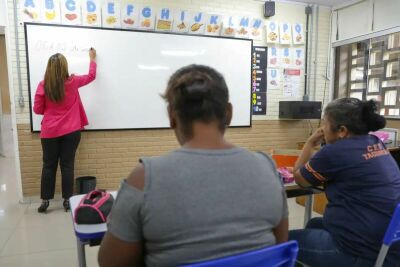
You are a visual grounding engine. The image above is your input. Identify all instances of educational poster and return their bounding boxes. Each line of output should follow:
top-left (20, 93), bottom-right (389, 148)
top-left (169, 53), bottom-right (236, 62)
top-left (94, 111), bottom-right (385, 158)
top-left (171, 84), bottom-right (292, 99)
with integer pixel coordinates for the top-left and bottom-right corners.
top-left (236, 16), bottom-right (250, 39)
top-left (221, 16), bottom-right (237, 37)
top-left (267, 68), bottom-right (281, 90)
top-left (155, 7), bottom-right (173, 31)
top-left (252, 46), bottom-right (267, 115)
top-left (292, 23), bottom-right (304, 44)
top-left (173, 10), bottom-right (190, 33)
top-left (82, 0), bottom-right (101, 27)
top-left (189, 12), bottom-right (205, 34)
top-left (253, 46), bottom-right (267, 70)
top-left (283, 69), bottom-right (300, 97)
top-left (120, 2), bottom-right (139, 29)
top-left (102, 1), bottom-right (121, 28)
top-left (41, 0), bottom-right (61, 24)
top-left (249, 18), bottom-right (264, 41)
top-left (138, 6), bottom-right (155, 30)
top-left (266, 21), bottom-right (279, 44)
top-left (268, 46), bottom-right (279, 68)
top-left (253, 92), bottom-right (267, 115)
top-left (252, 69), bottom-right (267, 93)
top-left (293, 48), bottom-right (305, 68)
top-left (252, 46), bottom-right (267, 93)
top-left (280, 22), bottom-right (292, 44)
top-left (281, 47), bottom-right (292, 68)
top-left (205, 14), bottom-right (222, 36)
top-left (60, 0), bottom-right (81, 25)
top-left (21, 0), bottom-right (41, 22)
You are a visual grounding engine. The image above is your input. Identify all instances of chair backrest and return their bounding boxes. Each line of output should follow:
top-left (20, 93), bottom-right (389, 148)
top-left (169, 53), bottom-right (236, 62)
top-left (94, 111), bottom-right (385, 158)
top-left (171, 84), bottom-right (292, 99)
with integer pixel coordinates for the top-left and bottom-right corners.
top-left (375, 203), bottom-right (400, 267)
top-left (180, 241), bottom-right (299, 267)
top-left (271, 149), bottom-right (301, 168)
top-left (383, 203), bottom-right (400, 246)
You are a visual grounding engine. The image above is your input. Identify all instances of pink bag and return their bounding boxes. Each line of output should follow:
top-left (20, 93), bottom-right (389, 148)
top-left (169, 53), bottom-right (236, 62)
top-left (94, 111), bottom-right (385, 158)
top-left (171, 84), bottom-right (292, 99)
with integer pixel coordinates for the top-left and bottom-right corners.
top-left (277, 167), bottom-right (295, 184)
top-left (74, 190), bottom-right (114, 224)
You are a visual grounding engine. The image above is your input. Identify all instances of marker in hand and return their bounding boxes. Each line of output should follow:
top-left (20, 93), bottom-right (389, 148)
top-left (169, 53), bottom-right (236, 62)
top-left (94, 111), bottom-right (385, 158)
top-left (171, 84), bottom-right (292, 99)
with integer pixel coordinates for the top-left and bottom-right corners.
top-left (89, 47), bottom-right (96, 61)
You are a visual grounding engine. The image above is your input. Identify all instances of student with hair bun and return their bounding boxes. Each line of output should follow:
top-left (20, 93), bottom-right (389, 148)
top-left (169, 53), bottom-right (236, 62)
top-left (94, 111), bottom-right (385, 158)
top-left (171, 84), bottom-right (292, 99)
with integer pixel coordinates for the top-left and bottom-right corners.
top-left (290, 98), bottom-right (400, 267)
top-left (98, 65), bottom-right (289, 267)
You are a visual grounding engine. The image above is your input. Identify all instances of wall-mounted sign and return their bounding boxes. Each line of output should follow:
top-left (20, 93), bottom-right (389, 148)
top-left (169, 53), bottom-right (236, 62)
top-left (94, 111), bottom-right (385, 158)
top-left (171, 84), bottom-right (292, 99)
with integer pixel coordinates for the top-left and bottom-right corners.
top-left (102, 1), bottom-right (121, 28)
top-left (268, 46), bottom-right (280, 68)
top-left (292, 23), bottom-right (304, 44)
top-left (236, 16), bottom-right (250, 39)
top-left (205, 14), bottom-right (222, 36)
top-left (21, 0), bottom-right (41, 22)
top-left (189, 12), bottom-right (205, 34)
top-left (155, 7), bottom-right (173, 31)
top-left (121, 2), bottom-right (139, 29)
top-left (61, 0), bottom-right (81, 25)
top-left (293, 48), bottom-right (305, 68)
top-left (267, 68), bottom-right (281, 90)
top-left (280, 22), bottom-right (292, 44)
top-left (266, 21), bottom-right (279, 44)
top-left (42, 0), bottom-right (61, 24)
top-left (250, 18), bottom-right (264, 41)
top-left (221, 16), bottom-right (237, 37)
top-left (138, 6), bottom-right (155, 30)
top-left (173, 10), bottom-right (189, 33)
top-left (82, 0), bottom-right (101, 27)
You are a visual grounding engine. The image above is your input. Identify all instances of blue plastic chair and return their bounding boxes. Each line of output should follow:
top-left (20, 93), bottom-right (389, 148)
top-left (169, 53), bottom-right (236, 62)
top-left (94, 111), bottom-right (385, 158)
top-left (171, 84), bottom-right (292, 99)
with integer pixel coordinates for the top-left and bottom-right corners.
top-left (180, 240), bottom-right (298, 267)
top-left (375, 203), bottom-right (400, 267)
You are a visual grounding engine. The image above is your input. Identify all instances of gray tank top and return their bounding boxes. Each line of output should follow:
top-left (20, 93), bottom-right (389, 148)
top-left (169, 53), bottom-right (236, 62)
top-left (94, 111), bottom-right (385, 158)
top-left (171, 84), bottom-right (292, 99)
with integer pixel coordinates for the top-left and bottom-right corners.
top-left (107, 147), bottom-right (288, 267)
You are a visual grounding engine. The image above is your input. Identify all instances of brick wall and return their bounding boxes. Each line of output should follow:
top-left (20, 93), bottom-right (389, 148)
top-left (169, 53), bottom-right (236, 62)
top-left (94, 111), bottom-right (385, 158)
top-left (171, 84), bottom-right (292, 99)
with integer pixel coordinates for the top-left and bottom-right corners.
top-left (6, 0), bottom-right (332, 197)
top-left (18, 120), bottom-right (314, 196)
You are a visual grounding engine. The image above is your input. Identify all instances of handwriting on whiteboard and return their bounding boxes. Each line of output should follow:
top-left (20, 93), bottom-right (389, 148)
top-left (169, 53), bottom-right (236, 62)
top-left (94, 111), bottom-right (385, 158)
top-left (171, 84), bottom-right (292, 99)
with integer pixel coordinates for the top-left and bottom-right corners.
top-left (33, 40), bottom-right (89, 54)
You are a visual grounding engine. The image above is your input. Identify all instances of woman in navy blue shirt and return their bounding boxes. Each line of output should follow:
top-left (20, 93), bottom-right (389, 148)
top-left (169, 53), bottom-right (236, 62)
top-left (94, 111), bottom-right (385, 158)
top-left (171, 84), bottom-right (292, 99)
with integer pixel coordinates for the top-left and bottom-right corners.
top-left (290, 98), bottom-right (400, 267)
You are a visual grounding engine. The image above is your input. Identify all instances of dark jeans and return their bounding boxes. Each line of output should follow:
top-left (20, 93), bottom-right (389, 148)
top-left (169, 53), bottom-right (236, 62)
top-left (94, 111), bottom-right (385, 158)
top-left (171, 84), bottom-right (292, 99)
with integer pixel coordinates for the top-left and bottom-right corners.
top-left (40, 130), bottom-right (81, 200)
top-left (289, 218), bottom-right (398, 267)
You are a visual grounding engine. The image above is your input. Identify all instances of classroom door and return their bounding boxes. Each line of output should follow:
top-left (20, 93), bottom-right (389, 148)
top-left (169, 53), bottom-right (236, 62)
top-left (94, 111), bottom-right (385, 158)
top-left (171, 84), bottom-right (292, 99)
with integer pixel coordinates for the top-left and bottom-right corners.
top-left (0, 34), bottom-right (11, 114)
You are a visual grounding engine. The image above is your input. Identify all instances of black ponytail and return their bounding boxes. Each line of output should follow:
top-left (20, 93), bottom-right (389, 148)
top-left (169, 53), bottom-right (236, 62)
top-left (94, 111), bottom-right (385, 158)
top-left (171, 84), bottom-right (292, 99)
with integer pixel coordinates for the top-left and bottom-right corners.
top-left (325, 98), bottom-right (386, 135)
top-left (361, 100), bottom-right (386, 132)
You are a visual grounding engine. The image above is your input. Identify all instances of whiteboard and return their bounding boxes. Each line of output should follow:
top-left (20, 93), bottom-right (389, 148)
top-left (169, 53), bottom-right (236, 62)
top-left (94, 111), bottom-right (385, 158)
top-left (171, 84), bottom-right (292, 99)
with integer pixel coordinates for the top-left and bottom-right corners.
top-left (25, 23), bottom-right (252, 131)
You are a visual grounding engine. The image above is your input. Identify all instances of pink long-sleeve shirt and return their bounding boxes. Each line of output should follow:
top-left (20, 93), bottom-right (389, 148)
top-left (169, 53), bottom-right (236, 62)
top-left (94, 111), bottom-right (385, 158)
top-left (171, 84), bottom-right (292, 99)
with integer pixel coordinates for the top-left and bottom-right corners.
top-left (33, 61), bottom-right (97, 138)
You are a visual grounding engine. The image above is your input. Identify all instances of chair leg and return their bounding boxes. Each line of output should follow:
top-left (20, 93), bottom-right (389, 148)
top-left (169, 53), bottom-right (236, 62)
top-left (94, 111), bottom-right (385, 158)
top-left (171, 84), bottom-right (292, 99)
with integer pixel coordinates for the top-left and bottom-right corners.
top-left (374, 245), bottom-right (389, 267)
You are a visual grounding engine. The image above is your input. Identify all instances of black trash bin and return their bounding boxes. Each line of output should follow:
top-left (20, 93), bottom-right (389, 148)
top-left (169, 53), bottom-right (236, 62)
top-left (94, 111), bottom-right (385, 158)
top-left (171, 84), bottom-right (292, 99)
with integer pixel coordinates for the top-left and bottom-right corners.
top-left (75, 176), bottom-right (96, 194)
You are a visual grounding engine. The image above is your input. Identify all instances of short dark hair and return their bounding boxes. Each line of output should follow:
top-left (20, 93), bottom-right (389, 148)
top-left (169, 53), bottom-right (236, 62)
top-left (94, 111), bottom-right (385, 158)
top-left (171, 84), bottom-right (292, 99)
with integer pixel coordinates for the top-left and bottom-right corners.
top-left (324, 98), bottom-right (386, 135)
top-left (162, 65), bottom-right (229, 137)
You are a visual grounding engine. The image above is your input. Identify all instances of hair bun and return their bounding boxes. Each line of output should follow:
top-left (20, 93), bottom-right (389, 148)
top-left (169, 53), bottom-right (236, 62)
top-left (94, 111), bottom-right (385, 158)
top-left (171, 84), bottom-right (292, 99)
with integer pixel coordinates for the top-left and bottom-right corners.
top-left (361, 100), bottom-right (386, 132)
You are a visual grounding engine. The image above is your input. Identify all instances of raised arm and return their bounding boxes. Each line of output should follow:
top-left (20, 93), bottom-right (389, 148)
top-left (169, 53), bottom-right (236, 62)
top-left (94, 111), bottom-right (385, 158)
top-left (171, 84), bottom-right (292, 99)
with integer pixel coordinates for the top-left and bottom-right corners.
top-left (75, 48), bottom-right (97, 88)
top-left (33, 82), bottom-right (45, 115)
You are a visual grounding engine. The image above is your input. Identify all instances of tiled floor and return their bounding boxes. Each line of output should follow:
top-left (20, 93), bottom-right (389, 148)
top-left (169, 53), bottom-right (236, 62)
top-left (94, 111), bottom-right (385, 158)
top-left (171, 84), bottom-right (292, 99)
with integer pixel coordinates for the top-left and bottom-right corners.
top-left (0, 114), bottom-right (320, 267)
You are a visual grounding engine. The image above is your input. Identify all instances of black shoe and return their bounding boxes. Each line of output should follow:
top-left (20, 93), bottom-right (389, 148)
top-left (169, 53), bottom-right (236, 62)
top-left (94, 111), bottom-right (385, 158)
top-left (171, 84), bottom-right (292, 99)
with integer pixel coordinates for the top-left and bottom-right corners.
top-left (63, 199), bottom-right (70, 212)
top-left (38, 200), bottom-right (49, 213)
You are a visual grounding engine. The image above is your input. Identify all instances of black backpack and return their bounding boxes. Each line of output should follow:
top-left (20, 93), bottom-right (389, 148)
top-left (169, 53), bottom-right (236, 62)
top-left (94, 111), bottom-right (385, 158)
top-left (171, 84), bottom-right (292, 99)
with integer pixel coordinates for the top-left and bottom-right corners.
top-left (74, 190), bottom-right (114, 224)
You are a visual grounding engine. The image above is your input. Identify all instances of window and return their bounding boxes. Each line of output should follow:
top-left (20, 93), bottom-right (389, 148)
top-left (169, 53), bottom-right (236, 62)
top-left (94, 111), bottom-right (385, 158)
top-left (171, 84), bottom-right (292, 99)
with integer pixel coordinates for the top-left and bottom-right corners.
top-left (334, 32), bottom-right (400, 118)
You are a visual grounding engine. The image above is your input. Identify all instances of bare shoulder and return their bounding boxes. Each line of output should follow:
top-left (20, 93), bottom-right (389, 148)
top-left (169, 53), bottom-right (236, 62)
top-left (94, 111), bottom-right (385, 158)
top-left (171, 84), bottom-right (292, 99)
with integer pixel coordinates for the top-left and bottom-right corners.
top-left (126, 163), bottom-right (145, 191)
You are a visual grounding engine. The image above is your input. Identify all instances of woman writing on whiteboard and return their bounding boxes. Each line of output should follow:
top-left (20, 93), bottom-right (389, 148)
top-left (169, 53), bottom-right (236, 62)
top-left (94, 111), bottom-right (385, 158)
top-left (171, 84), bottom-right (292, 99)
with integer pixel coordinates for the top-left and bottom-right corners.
top-left (33, 48), bottom-right (97, 213)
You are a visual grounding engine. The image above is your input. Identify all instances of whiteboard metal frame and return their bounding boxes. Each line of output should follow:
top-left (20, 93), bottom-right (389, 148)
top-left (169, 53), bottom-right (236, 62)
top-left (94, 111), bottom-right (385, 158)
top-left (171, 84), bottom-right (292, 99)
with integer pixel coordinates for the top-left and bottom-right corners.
top-left (24, 22), bottom-right (253, 132)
